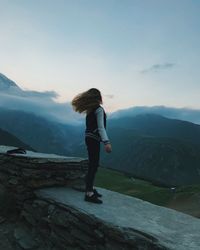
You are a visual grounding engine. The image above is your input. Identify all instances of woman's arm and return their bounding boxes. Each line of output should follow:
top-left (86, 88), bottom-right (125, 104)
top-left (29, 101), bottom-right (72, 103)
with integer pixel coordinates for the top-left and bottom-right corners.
top-left (95, 106), bottom-right (112, 153)
top-left (95, 106), bottom-right (110, 145)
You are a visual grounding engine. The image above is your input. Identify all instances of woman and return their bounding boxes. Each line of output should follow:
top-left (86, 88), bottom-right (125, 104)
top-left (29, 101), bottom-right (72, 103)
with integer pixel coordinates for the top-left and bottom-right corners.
top-left (71, 88), bottom-right (112, 204)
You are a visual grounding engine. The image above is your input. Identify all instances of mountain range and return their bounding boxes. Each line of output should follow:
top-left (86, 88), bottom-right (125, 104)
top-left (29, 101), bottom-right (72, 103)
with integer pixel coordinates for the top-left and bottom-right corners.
top-left (101, 126), bottom-right (200, 186)
top-left (109, 113), bottom-right (200, 145)
top-left (110, 105), bottom-right (200, 125)
top-left (0, 73), bottom-right (82, 124)
top-left (0, 107), bottom-right (82, 155)
top-left (1, 73), bottom-right (200, 186)
top-left (72, 114), bottom-right (200, 186)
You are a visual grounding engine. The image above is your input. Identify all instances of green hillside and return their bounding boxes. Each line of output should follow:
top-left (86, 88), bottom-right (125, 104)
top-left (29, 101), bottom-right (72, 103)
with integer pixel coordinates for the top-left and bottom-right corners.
top-left (95, 167), bottom-right (173, 206)
top-left (95, 167), bottom-right (200, 219)
top-left (101, 127), bottom-right (200, 186)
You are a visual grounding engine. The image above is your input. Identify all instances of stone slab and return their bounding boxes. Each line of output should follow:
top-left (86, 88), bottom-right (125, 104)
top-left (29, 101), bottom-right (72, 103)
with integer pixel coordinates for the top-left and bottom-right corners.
top-left (0, 145), bottom-right (87, 162)
top-left (36, 187), bottom-right (200, 250)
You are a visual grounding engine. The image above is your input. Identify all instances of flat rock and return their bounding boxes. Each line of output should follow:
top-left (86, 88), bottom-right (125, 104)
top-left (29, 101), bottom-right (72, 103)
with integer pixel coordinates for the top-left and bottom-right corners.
top-left (36, 187), bottom-right (200, 250)
top-left (0, 145), bottom-right (86, 162)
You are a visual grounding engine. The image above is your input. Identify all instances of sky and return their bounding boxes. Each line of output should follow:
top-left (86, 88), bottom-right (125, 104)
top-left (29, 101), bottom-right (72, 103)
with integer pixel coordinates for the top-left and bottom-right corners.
top-left (0, 0), bottom-right (200, 112)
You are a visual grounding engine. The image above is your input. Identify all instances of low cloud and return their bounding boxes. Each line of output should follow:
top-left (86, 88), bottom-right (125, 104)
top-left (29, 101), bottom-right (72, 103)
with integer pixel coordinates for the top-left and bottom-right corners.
top-left (110, 105), bottom-right (200, 125)
top-left (0, 78), bottom-right (83, 125)
top-left (24, 90), bottom-right (59, 99)
top-left (141, 63), bottom-right (175, 74)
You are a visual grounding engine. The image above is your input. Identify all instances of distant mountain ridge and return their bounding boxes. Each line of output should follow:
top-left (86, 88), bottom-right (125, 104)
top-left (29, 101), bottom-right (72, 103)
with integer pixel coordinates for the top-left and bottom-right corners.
top-left (101, 127), bottom-right (200, 186)
top-left (0, 73), bottom-right (21, 91)
top-left (1, 72), bottom-right (200, 186)
top-left (0, 72), bottom-right (82, 124)
top-left (1, 72), bottom-right (200, 124)
top-left (109, 113), bottom-right (200, 145)
top-left (72, 114), bottom-right (200, 186)
top-left (0, 108), bottom-right (83, 155)
top-left (109, 106), bottom-right (200, 125)
top-left (103, 114), bottom-right (200, 185)
top-left (0, 127), bottom-right (33, 150)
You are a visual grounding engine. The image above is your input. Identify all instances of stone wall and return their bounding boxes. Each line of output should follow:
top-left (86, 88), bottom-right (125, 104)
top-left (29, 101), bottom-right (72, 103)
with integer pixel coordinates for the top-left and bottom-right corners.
top-left (0, 146), bottom-right (88, 208)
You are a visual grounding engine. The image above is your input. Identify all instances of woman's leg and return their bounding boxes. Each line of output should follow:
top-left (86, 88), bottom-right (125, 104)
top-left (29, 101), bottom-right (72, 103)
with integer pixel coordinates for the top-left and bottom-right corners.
top-left (85, 137), bottom-right (100, 192)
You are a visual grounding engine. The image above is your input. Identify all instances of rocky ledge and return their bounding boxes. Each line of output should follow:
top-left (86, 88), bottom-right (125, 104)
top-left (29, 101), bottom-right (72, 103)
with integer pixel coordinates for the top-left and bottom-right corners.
top-left (28, 187), bottom-right (199, 250)
top-left (1, 145), bottom-right (200, 250)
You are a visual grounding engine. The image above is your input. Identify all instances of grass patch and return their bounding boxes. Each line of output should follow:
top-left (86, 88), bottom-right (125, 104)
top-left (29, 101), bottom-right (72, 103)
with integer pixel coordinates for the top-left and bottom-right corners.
top-left (176, 184), bottom-right (200, 194)
top-left (171, 184), bottom-right (200, 200)
top-left (95, 167), bottom-right (173, 206)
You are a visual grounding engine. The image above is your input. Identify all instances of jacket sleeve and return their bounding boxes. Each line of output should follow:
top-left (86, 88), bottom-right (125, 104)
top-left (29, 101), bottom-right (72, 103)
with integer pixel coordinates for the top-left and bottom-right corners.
top-left (95, 106), bottom-right (110, 145)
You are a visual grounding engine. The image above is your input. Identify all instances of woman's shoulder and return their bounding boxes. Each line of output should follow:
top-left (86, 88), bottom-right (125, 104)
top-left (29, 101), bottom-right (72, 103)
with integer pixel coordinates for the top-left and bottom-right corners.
top-left (94, 105), bottom-right (104, 114)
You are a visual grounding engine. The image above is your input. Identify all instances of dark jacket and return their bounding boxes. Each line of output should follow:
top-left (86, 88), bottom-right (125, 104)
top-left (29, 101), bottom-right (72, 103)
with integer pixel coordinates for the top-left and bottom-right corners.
top-left (85, 105), bottom-right (110, 145)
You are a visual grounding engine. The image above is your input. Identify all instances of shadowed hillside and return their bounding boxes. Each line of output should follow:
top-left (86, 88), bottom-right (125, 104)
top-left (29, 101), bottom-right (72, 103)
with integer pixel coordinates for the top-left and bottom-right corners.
top-left (101, 126), bottom-right (200, 186)
top-left (72, 115), bottom-right (200, 186)
top-left (109, 113), bottom-right (200, 145)
top-left (1, 104), bottom-right (200, 186)
top-left (0, 128), bottom-right (33, 150)
top-left (0, 108), bottom-right (82, 155)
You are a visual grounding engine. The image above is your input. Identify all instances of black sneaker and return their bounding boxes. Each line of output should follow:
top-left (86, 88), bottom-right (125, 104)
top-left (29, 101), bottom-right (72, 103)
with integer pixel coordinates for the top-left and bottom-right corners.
top-left (84, 193), bottom-right (103, 204)
top-left (93, 189), bottom-right (102, 198)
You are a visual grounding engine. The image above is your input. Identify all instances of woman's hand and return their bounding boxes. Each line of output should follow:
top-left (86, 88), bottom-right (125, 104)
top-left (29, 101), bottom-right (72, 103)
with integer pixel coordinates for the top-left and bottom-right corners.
top-left (104, 143), bottom-right (112, 153)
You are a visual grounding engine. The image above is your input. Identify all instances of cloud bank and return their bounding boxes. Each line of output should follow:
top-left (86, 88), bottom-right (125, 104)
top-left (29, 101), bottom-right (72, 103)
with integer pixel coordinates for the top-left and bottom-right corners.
top-left (110, 106), bottom-right (200, 125)
top-left (0, 74), bottom-right (84, 125)
top-left (1, 73), bottom-right (200, 126)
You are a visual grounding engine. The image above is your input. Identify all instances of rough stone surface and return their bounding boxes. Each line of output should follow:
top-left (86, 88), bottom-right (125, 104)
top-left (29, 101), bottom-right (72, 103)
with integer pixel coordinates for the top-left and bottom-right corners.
top-left (21, 197), bottom-right (166, 250)
top-left (35, 187), bottom-right (200, 250)
top-left (0, 145), bottom-right (88, 208)
top-left (1, 145), bottom-right (200, 250)
top-left (14, 224), bottom-right (39, 249)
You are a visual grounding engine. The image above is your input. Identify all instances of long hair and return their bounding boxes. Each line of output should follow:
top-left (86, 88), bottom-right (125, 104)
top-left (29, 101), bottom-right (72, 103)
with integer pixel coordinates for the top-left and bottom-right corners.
top-left (71, 88), bottom-right (102, 114)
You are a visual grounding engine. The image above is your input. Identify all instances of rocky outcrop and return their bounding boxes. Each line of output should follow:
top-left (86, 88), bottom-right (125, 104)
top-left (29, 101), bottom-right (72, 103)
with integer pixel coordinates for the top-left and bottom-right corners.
top-left (1, 145), bottom-right (200, 250)
top-left (19, 195), bottom-right (166, 250)
top-left (32, 187), bottom-right (200, 250)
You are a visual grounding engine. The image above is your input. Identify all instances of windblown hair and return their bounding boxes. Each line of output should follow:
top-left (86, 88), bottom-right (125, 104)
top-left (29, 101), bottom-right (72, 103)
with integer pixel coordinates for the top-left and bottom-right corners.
top-left (71, 88), bottom-right (102, 114)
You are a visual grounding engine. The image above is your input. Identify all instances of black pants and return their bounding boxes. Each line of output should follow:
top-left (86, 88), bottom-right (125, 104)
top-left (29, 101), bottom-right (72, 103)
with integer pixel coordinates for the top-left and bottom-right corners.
top-left (85, 137), bottom-right (100, 192)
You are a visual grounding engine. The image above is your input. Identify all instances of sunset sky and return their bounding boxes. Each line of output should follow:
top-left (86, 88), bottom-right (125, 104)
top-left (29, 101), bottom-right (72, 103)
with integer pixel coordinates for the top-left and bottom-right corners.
top-left (0, 0), bottom-right (200, 112)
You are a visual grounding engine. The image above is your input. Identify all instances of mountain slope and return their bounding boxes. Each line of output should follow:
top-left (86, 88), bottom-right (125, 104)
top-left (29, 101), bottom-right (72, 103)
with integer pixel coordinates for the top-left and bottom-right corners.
top-left (73, 115), bottom-right (200, 186)
top-left (101, 127), bottom-right (200, 186)
top-left (109, 105), bottom-right (200, 125)
top-left (0, 108), bottom-right (83, 155)
top-left (0, 73), bottom-right (21, 91)
top-left (0, 127), bottom-right (33, 150)
top-left (109, 113), bottom-right (200, 145)
top-left (0, 73), bottom-right (82, 124)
